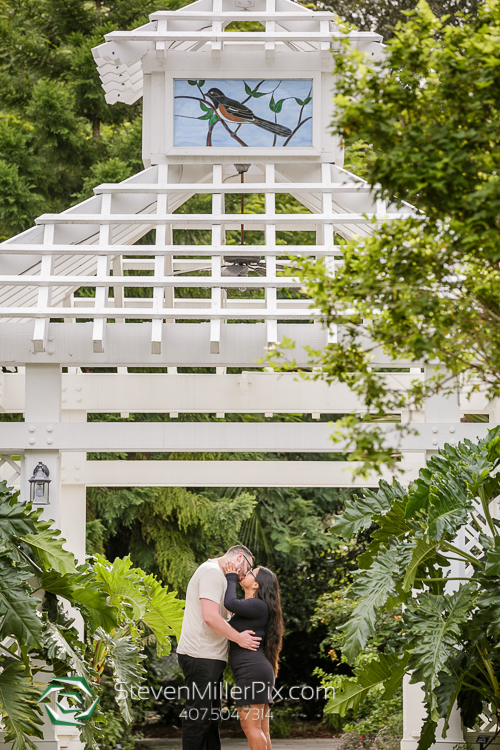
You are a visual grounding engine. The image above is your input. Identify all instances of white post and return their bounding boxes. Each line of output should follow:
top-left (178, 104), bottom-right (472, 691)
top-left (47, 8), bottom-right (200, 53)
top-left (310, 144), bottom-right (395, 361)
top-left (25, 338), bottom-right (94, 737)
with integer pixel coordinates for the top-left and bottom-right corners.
top-left (402, 677), bottom-right (464, 750)
top-left (210, 164), bottom-right (224, 354)
top-left (265, 164), bottom-right (277, 348)
top-left (21, 364), bottom-right (62, 750)
top-left (60, 410), bottom-right (87, 566)
top-left (23, 364), bottom-right (62, 523)
top-left (402, 372), bottom-right (465, 750)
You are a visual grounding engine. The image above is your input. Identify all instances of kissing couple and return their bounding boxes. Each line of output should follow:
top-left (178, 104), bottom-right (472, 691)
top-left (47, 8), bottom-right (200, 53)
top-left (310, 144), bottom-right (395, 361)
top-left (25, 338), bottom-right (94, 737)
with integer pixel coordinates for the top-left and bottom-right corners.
top-left (177, 544), bottom-right (283, 750)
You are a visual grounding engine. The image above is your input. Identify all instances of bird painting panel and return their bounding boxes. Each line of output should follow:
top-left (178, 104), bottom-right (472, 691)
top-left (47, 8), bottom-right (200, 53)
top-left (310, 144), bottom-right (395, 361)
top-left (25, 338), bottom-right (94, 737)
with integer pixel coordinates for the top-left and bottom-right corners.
top-left (173, 79), bottom-right (313, 147)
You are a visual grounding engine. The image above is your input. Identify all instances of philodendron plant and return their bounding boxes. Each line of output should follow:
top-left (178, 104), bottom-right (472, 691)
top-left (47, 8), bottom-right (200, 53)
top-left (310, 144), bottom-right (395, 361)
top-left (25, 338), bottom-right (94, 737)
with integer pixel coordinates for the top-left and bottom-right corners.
top-left (321, 428), bottom-right (500, 749)
top-left (0, 480), bottom-right (184, 750)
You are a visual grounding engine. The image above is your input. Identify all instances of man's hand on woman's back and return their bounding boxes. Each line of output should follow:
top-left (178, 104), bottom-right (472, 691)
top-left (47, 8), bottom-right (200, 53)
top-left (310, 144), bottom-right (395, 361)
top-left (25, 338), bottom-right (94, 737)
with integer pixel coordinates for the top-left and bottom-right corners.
top-left (201, 598), bottom-right (262, 650)
top-left (237, 630), bottom-right (262, 651)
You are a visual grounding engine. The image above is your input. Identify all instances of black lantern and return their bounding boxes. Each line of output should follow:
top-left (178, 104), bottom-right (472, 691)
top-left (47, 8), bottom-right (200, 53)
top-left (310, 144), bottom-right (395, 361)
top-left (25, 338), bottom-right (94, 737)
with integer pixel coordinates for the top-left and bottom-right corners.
top-left (29, 462), bottom-right (51, 505)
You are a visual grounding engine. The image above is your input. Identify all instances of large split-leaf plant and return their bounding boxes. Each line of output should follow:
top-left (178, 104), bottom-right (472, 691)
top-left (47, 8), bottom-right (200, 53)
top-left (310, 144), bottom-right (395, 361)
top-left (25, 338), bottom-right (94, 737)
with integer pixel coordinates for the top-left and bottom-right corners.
top-left (0, 480), bottom-right (184, 750)
top-left (322, 428), bottom-right (500, 749)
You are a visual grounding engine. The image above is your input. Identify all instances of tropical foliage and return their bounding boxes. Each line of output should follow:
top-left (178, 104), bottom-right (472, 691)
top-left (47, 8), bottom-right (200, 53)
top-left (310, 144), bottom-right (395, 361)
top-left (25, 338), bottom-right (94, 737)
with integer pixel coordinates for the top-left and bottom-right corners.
top-left (0, 480), bottom-right (183, 750)
top-left (318, 429), bottom-right (500, 749)
top-left (87, 483), bottom-right (256, 592)
top-left (311, 536), bottom-right (403, 733)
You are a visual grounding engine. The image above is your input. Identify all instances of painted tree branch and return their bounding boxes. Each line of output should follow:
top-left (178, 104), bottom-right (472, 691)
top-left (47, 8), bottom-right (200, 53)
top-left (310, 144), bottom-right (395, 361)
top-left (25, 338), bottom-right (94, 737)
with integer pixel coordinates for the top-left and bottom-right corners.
top-left (217, 115), bottom-right (248, 147)
top-left (283, 86), bottom-right (312, 146)
top-left (283, 116), bottom-right (312, 146)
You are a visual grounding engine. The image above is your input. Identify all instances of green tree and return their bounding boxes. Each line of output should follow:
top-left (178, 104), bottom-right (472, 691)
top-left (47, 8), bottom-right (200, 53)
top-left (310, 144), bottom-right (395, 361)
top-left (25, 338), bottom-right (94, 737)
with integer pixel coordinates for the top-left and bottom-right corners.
top-left (87, 484), bottom-right (256, 593)
top-left (0, 0), bottom-right (178, 239)
top-left (269, 0), bottom-right (500, 471)
top-left (316, 0), bottom-right (478, 41)
top-left (320, 429), bottom-right (500, 749)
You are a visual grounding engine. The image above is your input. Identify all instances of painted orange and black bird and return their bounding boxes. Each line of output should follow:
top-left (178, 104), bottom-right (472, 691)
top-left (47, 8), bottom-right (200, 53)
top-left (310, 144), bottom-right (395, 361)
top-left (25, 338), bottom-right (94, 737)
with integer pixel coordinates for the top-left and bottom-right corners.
top-left (206, 88), bottom-right (292, 138)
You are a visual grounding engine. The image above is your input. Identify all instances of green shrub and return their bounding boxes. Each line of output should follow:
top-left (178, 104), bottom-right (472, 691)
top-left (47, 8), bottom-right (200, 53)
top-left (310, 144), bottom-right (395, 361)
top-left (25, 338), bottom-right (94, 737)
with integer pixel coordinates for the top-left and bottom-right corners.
top-left (270, 706), bottom-right (294, 738)
top-left (338, 712), bottom-right (403, 750)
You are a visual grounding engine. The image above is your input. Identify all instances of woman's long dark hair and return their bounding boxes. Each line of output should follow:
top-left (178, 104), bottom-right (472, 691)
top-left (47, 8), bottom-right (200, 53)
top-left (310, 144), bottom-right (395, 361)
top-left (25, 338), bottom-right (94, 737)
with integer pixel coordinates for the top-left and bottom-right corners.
top-left (255, 567), bottom-right (284, 677)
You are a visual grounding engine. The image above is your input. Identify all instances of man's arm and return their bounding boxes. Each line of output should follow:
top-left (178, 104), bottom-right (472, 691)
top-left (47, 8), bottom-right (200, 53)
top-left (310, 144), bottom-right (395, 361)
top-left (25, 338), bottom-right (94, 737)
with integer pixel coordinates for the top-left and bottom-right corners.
top-left (201, 599), bottom-right (261, 651)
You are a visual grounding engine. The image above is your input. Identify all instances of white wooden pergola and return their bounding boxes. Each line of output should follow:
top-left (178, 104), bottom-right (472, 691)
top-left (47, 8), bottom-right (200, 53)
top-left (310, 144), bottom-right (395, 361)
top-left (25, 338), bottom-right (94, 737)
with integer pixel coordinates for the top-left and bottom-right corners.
top-left (0, 0), bottom-right (495, 747)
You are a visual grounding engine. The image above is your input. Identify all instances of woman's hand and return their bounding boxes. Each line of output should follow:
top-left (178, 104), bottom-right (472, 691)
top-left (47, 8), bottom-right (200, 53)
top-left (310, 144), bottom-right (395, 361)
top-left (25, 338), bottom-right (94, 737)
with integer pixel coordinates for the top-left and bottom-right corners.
top-left (221, 560), bottom-right (238, 575)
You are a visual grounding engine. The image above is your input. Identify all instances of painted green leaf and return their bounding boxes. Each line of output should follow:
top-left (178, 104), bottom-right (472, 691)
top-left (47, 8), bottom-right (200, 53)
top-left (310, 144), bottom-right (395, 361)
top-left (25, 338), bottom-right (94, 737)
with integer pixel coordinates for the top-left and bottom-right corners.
top-left (275, 98), bottom-right (284, 113)
top-left (209, 113), bottom-right (219, 128)
top-left (244, 82), bottom-right (252, 95)
top-left (295, 98), bottom-right (304, 106)
top-left (0, 658), bottom-right (44, 750)
top-left (269, 96), bottom-right (276, 112)
top-left (303, 96), bottom-right (312, 105)
top-left (198, 112), bottom-right (212, 120)
top-left (252, 91), bottom-right (266, 97)
top-left (199, 102), bottom-right (210, 111)
top-left (198, 80), bottom-right (205, 86)
top-left (187, 80), bottom-right (196, 85)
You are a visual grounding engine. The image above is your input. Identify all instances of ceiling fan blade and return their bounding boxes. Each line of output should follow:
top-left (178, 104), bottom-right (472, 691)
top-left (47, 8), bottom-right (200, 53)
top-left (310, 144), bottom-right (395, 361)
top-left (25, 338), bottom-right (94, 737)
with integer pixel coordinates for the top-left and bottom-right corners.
top-left (173, 266), bottom-right (212, 274)
top-left (224, 255), bottom-right (262, 265)
top-left (252, 266), bottom-right (267, 277)
top-left (221, 265), bottom-right (249, 277)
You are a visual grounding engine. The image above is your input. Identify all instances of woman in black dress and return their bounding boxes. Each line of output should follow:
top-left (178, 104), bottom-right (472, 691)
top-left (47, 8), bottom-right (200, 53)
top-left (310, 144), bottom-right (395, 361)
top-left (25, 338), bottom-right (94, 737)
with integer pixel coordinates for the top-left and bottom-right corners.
top-left (221, 560), bottom-right (284, 750)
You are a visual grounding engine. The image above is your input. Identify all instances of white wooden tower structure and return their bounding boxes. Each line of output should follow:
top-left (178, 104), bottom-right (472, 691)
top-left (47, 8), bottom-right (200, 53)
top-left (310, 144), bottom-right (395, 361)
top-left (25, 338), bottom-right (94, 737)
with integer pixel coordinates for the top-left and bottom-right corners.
top-left (0, 0), bottom-right (496, 747)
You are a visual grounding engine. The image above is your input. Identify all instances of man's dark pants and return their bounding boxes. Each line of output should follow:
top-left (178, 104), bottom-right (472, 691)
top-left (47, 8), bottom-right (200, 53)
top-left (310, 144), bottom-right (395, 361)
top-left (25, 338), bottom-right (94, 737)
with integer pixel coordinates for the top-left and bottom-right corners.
top-left (178, 653), bottom-right (226, 750)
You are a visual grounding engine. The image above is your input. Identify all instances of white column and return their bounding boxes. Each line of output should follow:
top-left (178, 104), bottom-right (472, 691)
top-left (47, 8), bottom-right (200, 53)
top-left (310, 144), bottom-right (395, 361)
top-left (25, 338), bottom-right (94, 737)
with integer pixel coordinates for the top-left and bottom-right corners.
top-left (60, 410), bottom-right (87, 566)
top-left (321, 163), bottom-right (337, 345)
top-left (55, 409), bottom-right (87, 750)
top-left (265, 164), bottom-right (277, 348)
top-left (23, 364), bottom-right (62, 524)
top-left (22, 364), bottom-right (61, 750)
top-left (210, 164), bottom-right (224, 354)
top-left (402, 371), bottom-right (464, 750)
top-left (402, 677), bottom-right (464, 750)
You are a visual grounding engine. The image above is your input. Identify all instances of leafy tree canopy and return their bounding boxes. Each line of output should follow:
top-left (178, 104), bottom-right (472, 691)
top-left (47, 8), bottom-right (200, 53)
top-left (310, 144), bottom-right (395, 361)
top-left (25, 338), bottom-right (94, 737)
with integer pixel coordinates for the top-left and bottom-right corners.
top-left (316, 0), bottom-right (478, 41)
top-left (0, 0), bottom-right (184, 238)
top-left (270, 0), bottom-right (500, 471)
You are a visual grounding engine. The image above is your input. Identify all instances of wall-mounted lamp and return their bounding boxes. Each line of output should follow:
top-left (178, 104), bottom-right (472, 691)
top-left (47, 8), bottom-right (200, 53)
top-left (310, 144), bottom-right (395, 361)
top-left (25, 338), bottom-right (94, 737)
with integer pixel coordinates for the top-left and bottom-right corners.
top-left (29, 462), bottom-right (51, 505)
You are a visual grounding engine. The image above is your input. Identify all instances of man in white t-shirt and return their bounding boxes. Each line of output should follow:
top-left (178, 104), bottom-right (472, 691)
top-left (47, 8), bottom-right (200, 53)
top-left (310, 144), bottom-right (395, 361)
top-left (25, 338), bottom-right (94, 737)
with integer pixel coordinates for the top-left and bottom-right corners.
top-left (177, 544), bottom-right (260, 750)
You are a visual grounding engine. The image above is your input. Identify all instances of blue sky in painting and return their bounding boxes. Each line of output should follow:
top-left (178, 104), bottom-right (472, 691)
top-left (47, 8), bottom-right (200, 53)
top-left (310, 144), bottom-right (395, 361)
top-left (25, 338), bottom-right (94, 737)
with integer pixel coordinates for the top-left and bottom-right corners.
top-left (173, 79), bottom-right (313, 148)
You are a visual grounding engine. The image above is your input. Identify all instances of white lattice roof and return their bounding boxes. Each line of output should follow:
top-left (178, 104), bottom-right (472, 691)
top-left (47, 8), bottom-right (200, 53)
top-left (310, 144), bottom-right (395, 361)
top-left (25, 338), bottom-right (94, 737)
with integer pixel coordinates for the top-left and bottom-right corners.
top-left (92, 0), bottom-right (383, 105)
top-left (0, 162), bottom-right (413, 359)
